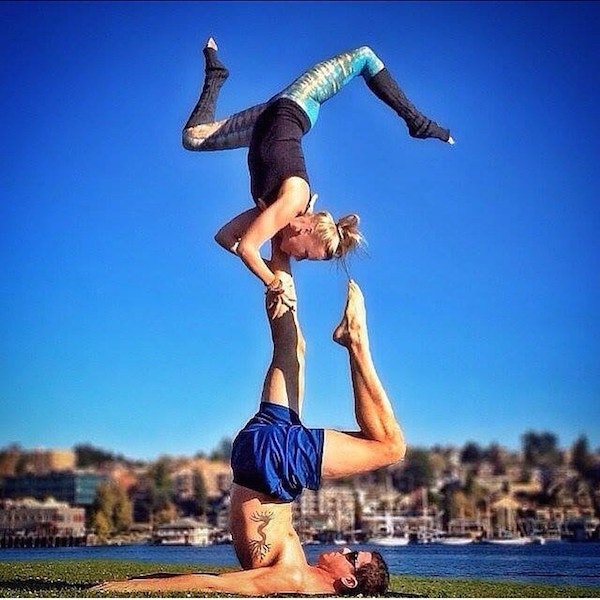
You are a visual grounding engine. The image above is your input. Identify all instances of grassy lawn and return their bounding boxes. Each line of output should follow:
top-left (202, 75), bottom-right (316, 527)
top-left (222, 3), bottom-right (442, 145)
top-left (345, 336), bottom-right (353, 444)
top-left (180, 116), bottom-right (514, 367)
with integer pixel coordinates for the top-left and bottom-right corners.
top-left (0, 560), bottom-right (599, 597)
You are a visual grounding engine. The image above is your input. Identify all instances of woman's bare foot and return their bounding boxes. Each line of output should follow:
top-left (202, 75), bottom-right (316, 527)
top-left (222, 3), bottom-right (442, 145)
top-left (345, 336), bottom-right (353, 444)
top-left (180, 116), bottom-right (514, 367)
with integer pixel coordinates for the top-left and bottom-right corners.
top-left (333, 280), bottom-right (368, 347)
top-left (205, 37), bottom-right (218, 52)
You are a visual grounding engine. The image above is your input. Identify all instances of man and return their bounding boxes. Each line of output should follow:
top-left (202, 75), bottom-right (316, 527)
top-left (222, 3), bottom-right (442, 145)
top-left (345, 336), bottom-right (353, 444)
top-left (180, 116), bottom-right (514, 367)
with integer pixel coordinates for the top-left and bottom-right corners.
top-left (96, 251), bottom-right (406, 596)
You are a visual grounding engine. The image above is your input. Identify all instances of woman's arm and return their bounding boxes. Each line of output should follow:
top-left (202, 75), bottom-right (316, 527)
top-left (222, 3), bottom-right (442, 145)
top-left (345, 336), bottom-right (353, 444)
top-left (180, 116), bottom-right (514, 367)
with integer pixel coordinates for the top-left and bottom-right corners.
top-left (236, 177), bottom-right (309, 286)
top-left (214, 207), bottom-right (262, 254)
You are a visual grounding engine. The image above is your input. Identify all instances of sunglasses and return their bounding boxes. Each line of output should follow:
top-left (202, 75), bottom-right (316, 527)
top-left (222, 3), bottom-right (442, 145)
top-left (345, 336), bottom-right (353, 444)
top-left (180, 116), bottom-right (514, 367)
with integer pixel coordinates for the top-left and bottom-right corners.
top-left (344, 550), bottom-right (360, 571)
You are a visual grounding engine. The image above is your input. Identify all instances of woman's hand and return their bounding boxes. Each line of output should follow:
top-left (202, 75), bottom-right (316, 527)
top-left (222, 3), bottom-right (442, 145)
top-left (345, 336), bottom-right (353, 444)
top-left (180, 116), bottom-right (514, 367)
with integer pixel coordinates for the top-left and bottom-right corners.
top-left (266, 272), bottom-right (297, 319)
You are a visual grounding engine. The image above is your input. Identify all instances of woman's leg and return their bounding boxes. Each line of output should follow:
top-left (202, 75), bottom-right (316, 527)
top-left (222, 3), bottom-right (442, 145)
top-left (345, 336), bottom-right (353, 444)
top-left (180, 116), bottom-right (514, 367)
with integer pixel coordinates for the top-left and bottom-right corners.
top-left (182, 39), bottom-right (267, 151)
top-left (278, 46), bottom-right (451, 142)
top-left (184, 38), bottom-right (229, 128)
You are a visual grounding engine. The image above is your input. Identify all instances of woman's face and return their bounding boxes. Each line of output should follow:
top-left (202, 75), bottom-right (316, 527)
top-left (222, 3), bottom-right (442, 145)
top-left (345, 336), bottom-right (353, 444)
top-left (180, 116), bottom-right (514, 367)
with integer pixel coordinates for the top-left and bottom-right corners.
top-left (279, 216), bottom-right (330, 261)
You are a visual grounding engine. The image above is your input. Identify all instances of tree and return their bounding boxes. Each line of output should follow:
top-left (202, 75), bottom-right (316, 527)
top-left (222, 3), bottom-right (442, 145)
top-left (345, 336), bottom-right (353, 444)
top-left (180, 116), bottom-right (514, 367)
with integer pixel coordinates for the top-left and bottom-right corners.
top-left (393, 448), bottom-right (433, 492)
top-left (522, 431), bottom-right (562, 468)
top-left (147, 457), bottom-right (175, 523)
top-left (193, 469), bottom-right (208, 516)
top-left (91, 481), bottom-right (133, 537)
top-left (92, 510), bottom-right (111, 541)
top-left (113, 486), bottom-right (133, 533)
top-left (440, 481), bottom-right (461, 530)
top-left (571, 435), bottom-right (593, 478)
top-left (92, 482), bottom-right (117, 536)
top-left (485, 442), bottom-right (507, 475)
top-left (210, 438), bottom-right (233, 462)
top-left (461, 442), bottom-right (483, 465)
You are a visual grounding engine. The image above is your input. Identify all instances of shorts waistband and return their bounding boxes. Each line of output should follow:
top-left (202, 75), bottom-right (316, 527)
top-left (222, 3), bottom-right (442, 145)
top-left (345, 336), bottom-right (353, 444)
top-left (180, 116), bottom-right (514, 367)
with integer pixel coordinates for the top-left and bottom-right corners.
top-left (258, 402), bottom-right (301, 424)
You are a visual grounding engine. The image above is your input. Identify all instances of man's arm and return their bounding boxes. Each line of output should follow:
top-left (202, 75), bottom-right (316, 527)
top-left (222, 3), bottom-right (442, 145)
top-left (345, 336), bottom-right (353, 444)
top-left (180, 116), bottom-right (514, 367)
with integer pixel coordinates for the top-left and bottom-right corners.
top-left (94, 566), bottom-right (302, 596)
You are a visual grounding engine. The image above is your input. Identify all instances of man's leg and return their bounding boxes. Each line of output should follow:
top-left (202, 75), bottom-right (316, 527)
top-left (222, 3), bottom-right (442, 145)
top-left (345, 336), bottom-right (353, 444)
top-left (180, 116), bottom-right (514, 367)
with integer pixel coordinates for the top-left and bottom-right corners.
top-left (182, 38), bottom-right (266, 151)
top-left (321, 280), bottom-right (406, 478)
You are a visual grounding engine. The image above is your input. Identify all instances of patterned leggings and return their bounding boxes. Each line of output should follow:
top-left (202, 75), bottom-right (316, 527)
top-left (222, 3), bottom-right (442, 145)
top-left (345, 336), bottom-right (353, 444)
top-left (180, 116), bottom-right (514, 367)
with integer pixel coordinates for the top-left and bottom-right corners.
top-left (182, 45), bottom-right (449, 151)
top-left (183, 46), bottom-right (383, 151)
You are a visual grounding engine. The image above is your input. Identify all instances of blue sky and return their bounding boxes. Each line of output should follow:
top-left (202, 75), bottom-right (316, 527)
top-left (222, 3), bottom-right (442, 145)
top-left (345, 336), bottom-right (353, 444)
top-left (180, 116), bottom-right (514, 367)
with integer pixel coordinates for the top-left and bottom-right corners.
top-left (2, 2), bottom-right (599, 461)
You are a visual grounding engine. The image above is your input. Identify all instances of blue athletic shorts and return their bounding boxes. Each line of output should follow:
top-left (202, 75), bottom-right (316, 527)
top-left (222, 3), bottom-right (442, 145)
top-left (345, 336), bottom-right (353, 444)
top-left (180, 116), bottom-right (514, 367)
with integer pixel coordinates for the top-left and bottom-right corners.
top-left (231, 402), bottom-right (324, 502)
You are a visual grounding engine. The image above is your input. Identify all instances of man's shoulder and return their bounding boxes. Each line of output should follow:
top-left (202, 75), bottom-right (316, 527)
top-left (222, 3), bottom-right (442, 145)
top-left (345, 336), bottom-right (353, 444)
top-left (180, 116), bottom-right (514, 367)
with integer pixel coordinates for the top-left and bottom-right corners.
top-left (255, 562), bottom-right (328, 595)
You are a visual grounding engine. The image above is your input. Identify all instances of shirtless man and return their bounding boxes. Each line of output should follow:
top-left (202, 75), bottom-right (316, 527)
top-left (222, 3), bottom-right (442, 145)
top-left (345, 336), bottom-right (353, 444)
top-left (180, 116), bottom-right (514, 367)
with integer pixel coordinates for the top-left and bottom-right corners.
top-left (95, 253), bottom-right (406, 596)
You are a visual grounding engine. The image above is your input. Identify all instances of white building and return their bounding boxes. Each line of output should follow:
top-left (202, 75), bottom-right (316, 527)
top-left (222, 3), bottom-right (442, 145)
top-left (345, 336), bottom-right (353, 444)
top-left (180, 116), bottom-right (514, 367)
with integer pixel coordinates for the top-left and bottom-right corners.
top-left (0, 497), bottom-right (85, 537)
top-left (152, 517), bottom-right (211, 546)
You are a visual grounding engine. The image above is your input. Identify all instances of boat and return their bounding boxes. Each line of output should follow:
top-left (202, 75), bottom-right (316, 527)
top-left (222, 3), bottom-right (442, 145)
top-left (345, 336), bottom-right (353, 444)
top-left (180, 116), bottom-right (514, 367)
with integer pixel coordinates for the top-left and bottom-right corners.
top-left (482, 534), bottom-right (532, 546)
top-left (370, 534), bottom-right (410, 546)
top-left (435, 534), bottom-right (473, 546)
top-left (531, 535), bottom-right (546, 545)
top-left (369, 509), bottom-right (410, 546)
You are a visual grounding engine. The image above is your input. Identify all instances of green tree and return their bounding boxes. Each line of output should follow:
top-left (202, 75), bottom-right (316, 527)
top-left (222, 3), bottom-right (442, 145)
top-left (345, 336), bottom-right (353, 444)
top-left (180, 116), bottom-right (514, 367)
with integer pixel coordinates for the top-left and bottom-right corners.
top-left (461, 442), bottom-right (483, 465)
top-left (92, 510), bottom-right (111, 541)
top-left (193, 469), bottom-right (208, 516)
top-left (113, 486), bottom-right (133, 533)
top-left (147, 457), bottom-right (174, 523)
top-left (440, 482), bottom-right (461, 530)
top-left (571, 435), bottom-right (593, 477)
top-left (522, 431), bottom-right (562, 468)
top-left (485, 442), bottom-right (507, 475)
top-left (91, 481), bottom-right (133, 536)
top-left (210, 438), bottom-right (233, 462)
top-left (394, 448), bottom-right (433, 492)
top-left (92, 482), bottom-right (117, 536)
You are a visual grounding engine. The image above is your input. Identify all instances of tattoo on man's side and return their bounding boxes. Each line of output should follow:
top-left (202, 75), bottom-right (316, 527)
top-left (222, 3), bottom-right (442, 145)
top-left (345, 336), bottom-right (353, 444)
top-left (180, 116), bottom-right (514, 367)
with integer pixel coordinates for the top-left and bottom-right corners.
top-left (249, 511), bottom-right (273, 561)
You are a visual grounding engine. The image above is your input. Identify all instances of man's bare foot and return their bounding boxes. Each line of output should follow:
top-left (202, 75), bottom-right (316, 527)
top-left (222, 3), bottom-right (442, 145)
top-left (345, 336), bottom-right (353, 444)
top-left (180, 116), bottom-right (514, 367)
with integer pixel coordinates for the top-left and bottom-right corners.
top-left (333, 280), bottom-right (368, 347)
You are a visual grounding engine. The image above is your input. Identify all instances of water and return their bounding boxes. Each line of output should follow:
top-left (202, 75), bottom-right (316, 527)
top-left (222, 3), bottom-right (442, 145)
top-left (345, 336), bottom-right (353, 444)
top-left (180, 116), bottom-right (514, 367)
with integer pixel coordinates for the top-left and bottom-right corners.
top-left (1, 542), bottom-right (599, 589)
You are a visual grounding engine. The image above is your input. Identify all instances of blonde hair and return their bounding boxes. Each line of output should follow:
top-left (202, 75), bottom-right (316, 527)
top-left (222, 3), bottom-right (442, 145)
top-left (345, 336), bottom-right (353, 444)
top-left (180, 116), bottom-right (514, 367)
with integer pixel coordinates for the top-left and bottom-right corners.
top-left (312, 211), bottom-right (364, 260)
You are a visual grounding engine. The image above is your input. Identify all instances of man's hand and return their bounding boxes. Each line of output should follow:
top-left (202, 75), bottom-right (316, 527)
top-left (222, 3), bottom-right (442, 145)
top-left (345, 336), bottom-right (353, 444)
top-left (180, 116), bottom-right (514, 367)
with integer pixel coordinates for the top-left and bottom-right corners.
top-left (266, 271), bottom-right (297, 319)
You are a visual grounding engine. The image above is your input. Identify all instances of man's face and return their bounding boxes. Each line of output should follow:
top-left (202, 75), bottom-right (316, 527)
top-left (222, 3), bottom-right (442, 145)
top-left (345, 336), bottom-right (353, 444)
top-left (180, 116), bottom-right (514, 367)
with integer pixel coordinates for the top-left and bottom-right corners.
top-left (278, 215), bottom-right (329, 261)
top-left (316, 547), bottom-right (373, 579)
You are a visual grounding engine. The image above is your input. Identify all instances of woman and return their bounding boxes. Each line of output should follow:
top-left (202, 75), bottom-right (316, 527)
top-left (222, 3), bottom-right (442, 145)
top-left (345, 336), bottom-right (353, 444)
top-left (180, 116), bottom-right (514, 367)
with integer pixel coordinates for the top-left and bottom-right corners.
top-left (182, 39), bottom-right (453, 313)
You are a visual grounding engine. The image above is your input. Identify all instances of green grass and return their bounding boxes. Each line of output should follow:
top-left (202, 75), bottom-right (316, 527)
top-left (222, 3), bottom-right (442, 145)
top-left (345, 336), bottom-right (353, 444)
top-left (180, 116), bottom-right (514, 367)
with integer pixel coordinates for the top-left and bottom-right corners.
top-left (0, 560), bottom-right (598, 597)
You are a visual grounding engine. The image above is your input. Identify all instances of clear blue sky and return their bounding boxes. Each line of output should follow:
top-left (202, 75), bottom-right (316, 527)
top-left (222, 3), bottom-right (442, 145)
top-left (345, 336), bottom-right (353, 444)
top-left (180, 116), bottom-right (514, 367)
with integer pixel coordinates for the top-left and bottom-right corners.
top-left (2, 2), bottom-right (599, 461)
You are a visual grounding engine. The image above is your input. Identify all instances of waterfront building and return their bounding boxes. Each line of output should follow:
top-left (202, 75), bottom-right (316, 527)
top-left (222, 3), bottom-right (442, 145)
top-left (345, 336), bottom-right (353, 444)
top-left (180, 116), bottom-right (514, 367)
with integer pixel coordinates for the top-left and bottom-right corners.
top-left (0, 497), bottom-right (85, 542)
top-left (293, 484), bottom-right (356, 542)
top-left (152, 517), bottom-right (211, 545)
top-left (3, 471), bottom-right (107, 506)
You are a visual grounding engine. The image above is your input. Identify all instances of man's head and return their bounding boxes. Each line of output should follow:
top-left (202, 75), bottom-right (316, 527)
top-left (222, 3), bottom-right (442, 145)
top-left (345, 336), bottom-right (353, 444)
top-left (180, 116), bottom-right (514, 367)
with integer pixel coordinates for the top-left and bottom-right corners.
top-left (316, 547), bottom-right (390, 596)
top-left (279, 212), bottom-right (363, 262)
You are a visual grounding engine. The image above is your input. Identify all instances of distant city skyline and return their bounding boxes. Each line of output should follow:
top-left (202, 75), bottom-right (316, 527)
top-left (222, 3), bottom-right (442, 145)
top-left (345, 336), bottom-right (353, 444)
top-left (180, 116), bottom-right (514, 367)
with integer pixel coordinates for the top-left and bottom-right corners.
top-left (2, 428), bottom-right (597, 464)
top-left (2, 2), bottom-right (599, 460)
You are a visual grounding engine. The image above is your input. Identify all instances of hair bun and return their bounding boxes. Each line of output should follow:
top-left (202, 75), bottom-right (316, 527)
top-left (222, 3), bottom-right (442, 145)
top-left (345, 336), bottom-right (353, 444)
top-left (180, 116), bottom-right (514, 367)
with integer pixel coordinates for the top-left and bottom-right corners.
top-left (337, 214), bottom-right (360, 230)
top-left (335, 213), bottom-right (364, 257)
